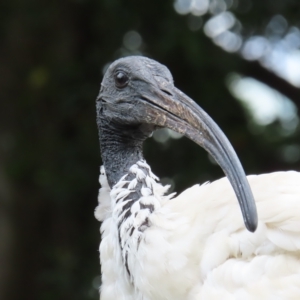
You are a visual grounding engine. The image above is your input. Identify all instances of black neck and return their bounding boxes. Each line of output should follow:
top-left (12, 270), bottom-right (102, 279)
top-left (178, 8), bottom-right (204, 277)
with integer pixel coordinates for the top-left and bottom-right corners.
top-left (97, 119), bottom-right (148, 188)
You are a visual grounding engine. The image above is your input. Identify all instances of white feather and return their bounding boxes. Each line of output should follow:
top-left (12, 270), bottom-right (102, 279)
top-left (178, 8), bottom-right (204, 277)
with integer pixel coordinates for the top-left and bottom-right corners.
top-left (137, 160), bottom-right (151, 170)
top-left (97, 165), bottom-right (300, 299)
top-left (128, 178), bottom-right (138, 190)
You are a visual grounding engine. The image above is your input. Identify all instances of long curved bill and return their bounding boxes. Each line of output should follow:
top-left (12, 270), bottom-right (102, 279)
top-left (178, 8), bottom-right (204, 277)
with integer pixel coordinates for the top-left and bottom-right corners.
top-left (141, 83), bottom-right (258, 232)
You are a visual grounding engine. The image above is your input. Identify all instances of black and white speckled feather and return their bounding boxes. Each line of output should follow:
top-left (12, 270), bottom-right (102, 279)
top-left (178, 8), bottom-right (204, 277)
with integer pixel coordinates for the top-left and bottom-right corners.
top-left (96, 160), bottom-right (175, 284)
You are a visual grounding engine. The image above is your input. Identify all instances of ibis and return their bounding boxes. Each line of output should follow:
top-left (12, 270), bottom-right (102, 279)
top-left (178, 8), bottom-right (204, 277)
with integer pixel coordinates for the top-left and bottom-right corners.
top-left (95, 56), bottom-right (300, 299)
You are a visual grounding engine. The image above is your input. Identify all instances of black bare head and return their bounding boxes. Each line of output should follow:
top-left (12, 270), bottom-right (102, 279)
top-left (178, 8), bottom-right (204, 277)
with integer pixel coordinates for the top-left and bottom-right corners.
top-left (96, 56), bottom-right (258, 232)
top-left (97, 56), bottom-right (174, 138)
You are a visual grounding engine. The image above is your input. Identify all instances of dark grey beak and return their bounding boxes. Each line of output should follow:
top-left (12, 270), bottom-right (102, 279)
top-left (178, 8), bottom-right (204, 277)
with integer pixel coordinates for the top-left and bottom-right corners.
top-left (140, 83), bottom-right (258, 232)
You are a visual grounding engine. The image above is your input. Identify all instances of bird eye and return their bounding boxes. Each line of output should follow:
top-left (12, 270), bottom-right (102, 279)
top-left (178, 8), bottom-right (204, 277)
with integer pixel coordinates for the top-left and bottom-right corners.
top-left (114, 71), bottom-right (129, 88)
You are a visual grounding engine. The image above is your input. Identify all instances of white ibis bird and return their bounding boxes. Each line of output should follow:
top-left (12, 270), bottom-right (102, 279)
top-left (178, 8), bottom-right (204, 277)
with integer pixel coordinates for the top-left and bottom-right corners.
top-left (95, 56), bottom-right (300, 299)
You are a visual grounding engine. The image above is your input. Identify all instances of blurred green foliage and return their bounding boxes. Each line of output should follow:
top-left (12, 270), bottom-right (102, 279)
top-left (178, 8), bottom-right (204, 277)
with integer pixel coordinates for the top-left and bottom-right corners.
top-left (0, 0), bottom-right (300, 299)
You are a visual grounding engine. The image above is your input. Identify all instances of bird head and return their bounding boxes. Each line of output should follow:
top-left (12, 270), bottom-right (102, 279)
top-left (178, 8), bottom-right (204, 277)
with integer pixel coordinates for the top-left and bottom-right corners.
top-left (96, 56), bottom-right (258, 232)
top-left (97, 56), bottom-right (176, 140)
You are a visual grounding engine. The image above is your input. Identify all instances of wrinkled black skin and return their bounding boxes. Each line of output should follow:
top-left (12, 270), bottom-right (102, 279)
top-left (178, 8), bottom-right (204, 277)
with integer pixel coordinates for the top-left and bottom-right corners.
top-left (96, 56), bottom-right (172, 188)
top-left (96, 114), bottom-right (153, 188)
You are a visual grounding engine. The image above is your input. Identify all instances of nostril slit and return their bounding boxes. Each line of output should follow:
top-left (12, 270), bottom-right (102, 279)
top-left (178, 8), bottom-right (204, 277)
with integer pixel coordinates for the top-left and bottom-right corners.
top-left (161, 89), bottom-right (173, 96)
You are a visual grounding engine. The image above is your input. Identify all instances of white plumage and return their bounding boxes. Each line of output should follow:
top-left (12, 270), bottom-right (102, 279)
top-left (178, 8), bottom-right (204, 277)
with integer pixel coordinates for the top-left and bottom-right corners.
top-left (95, 56), bottom-right (300, 299)
top-left (95, 162), bottom-right (300, 299)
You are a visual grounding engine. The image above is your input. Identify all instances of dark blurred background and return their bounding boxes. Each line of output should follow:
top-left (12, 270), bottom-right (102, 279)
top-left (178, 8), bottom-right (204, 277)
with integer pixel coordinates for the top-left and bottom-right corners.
top-left (1, 0), bottom-right (300, 299)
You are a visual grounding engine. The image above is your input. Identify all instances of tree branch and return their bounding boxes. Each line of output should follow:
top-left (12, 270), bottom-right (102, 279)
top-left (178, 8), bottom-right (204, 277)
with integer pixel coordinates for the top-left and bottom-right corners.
top-left (239, 59), bottom-right (300, 111)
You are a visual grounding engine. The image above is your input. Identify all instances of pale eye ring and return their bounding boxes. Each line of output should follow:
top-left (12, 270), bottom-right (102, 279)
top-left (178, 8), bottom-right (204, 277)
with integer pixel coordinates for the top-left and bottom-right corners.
top-left (114, 71), bottom-right (129, 88)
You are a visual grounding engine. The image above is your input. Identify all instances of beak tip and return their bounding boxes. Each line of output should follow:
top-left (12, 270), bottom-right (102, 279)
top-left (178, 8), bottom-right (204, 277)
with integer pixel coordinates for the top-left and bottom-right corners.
top-left (245, 214), bottom-right (258, 233)
top-left (247, 223), bottom-right (257, 233)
